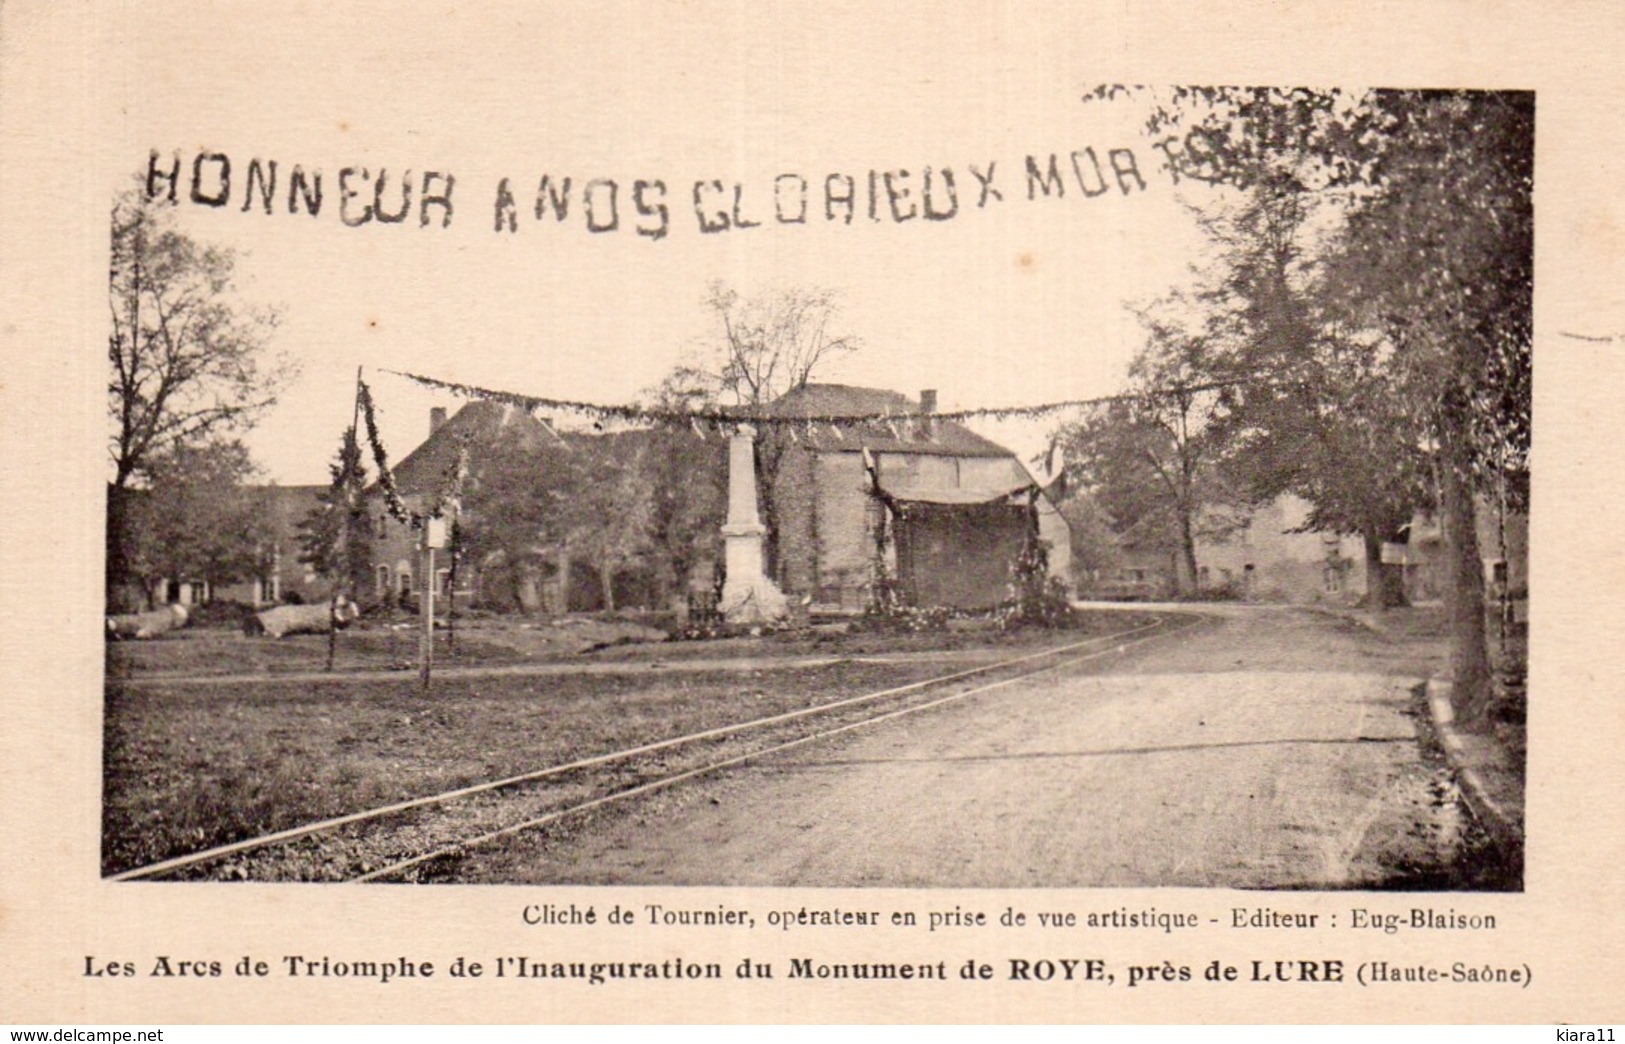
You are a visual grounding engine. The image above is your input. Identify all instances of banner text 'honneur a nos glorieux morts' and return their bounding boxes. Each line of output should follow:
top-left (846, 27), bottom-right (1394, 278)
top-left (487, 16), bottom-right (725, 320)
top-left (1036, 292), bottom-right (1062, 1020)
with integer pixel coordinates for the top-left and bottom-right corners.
top-left (139, 131), bottom-right (1235, 240)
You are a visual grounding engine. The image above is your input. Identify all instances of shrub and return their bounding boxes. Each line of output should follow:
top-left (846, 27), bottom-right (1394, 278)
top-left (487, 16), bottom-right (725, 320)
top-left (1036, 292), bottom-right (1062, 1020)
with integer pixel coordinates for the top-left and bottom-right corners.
top-left (187, 600), bottom-right (254, 630)
top-left (995, 540), bottom-right (1075, 630)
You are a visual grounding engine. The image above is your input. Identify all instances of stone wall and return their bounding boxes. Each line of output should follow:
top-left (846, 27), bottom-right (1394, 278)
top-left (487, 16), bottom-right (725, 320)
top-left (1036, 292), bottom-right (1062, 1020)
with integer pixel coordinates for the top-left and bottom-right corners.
top-left (772, 443), bottom-right (818, 597)
top-left (1196, 497), bottom-right (1364, 604)
top-left (812, 452), bottom-right (875, 610)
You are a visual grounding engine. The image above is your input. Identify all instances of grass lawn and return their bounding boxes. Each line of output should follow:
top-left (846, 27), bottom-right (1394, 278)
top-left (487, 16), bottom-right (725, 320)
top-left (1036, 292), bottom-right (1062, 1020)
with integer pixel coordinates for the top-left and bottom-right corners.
top-left (106, 607), bottom-right (1158, 678)
top-left (104, 660), bottom-right (970, 876)
top-left (102, 609), bottom-right (1161, 876)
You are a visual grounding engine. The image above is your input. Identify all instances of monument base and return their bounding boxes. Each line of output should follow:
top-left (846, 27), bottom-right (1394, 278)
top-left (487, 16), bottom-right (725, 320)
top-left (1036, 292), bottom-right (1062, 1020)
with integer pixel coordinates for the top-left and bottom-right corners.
top-left (719, 521), bottom-right (789, 625)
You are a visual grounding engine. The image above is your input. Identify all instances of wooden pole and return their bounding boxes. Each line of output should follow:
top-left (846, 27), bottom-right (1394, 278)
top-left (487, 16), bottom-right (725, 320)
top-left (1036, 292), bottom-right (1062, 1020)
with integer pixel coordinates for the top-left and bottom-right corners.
top-left (328, 366), bottom-right (366, 674)
top-left (419, 543), bottom-right (435, 693)
top-left (446, 525), bottom-right (458, 655)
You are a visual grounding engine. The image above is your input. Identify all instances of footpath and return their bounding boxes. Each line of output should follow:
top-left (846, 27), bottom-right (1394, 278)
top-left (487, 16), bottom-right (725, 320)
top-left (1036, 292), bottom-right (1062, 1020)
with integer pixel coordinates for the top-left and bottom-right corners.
top-left (1319, 605), bottom-right (1525, 862)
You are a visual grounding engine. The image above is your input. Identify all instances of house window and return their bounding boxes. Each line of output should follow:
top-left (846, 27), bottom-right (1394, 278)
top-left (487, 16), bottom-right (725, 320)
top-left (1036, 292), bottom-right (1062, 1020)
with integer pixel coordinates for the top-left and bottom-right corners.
top-left (1126, 568), bottom-right (1147, 583)
top-left (1198, 565), bottom-right (1211, 587)
top-left (399, 571), bottom-right (414, 597)
top-left (376, 565), bottom-right (391, 596)
top-left (1323, 565), bottom-right (1343, 593)
top-left (436, 568), bottom-right (451, 595)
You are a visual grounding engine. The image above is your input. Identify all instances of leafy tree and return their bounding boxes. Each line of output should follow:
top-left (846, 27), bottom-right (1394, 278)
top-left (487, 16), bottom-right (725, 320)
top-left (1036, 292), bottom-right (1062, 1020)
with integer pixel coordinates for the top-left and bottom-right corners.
top-left (1191, 183), bottom-right (1430, 608)
top-left (1327, 93), bottom-right (1531, 717)
top-left (460, 441), bottom-right (565, 613)
top-left (1056, 493), bottom-right (1123, 586)
top-left (107, 187), bottom-right (294, 600)
top-left (564, 435), bottom-right (658, 612)
top-left (295, 426), bottom-right (374, 668)
top-left (668, 282), bottom-right (860, 578)
top-left (1093, 86), bottom-right (1531, 721)
top-left (636, 383), bottom-right (728, 609)
top-left (454, 413), bottom-right (660, 615)
top-left (297, 426), bottom-right (375, 603)
top-left (1056, 324), bottom-right (1249, 596)
top-left (120, 440), bottom-right (274, 604)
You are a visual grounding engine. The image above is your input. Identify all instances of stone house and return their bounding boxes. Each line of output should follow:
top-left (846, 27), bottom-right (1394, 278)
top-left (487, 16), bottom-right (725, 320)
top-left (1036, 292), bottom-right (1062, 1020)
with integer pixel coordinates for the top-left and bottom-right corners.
top-left (369, 401), bottom-right (686, 615)
top-left (1191, 496), bottom-right (1367, 603)
top-left (212, 484), bottom-right (331, 606)
top-left (1393, 496), bottom-right (1529, 619)
top-left (356, 387), bottom-right (1073, 619)
top-left (112, 482), bottom-right (330, 610)
top-left (368, 401), bottom-right (551, 611)
top-left (763, 384), bottom-right (1072, 613)
top-left (1090, 492), bottom-right (1527, 610)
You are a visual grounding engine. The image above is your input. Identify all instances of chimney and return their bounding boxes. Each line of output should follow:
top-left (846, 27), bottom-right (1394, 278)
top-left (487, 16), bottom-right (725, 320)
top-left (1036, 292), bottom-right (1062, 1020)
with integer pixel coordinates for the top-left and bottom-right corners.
top-left (918, 389), bottom-right (937, 438)
top-left (429, 406), bottom-right (448, 436)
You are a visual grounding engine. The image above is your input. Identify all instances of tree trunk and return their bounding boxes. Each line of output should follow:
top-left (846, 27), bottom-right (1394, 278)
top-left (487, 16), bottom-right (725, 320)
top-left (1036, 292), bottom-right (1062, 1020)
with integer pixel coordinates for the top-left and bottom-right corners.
top-left (1439, 428), bottom-right (1492, 724)
top-left (105, 486), bottom-right (136, 609)
top-left (1175, 510), bottom-right (1199, 597)
top-left (326, 595), bottom-right (338, 672)
top-left (445, 553), bottom-right (457, 654)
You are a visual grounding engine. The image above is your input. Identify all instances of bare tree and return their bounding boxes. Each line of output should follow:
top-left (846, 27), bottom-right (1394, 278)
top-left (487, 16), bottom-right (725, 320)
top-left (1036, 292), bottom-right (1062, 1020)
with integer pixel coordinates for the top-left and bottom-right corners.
top-left (667, 282), bottom-right (860, 582)
top-left (674, 282), bottom-right (859, 406)
top-left (108, 188), bottom-right (293, 490)
top-left (107, 187), bottom-right (294, 603)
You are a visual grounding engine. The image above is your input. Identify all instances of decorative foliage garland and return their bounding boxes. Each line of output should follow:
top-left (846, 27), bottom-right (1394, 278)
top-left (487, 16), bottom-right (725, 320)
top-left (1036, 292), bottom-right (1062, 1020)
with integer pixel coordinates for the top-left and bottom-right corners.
top-left (994, 535), bottom-right (1075, 629)
top-left (351, 366), bottom-right (1259, 546)
top-left (358, 376), bottom-right (474, 536)
top-left (383, 368), bottom-right (1257, 432)
top-left (357, 379), bottom-right (411, 523)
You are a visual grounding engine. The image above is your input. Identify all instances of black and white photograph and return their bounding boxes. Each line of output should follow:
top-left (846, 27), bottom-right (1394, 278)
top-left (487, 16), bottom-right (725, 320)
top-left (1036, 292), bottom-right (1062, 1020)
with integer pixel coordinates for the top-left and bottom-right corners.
top-left (4, 0), bottom-right (1621, 1028)
top-left (99, 85), bottom-right (1529, 891)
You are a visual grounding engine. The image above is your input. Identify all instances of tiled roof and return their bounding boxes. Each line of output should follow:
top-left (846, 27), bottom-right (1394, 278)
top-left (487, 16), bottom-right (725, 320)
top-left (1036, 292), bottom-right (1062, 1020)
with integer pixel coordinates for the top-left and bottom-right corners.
top-left (384, 384), bottom-right (1018, 497)
top-left (389, 400), bottom-right (559, 493)
top-left (766, 384), bottom-right (1014, 458)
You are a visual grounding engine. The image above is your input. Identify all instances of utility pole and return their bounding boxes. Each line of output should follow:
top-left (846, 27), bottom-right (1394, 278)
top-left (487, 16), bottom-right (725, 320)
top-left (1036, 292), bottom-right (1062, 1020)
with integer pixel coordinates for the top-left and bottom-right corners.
top-left (419, 516), bottom-right (448, 693)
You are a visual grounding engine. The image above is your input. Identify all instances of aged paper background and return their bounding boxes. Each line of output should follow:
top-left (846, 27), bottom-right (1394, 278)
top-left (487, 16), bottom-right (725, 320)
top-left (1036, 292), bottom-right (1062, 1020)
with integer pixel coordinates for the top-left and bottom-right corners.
top-left (2, 0), bottom-right (1622, 1023)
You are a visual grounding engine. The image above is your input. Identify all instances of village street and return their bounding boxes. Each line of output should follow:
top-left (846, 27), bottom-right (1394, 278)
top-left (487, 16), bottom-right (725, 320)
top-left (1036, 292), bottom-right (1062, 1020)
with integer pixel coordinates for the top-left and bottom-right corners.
top-left (470, 606), bottom-right (1467, 888)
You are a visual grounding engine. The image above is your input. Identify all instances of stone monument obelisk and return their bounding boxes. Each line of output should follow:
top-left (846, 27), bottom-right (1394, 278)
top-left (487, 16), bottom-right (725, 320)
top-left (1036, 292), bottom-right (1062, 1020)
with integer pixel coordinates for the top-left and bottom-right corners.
top-left (718, 423), bottom-right (788, 625)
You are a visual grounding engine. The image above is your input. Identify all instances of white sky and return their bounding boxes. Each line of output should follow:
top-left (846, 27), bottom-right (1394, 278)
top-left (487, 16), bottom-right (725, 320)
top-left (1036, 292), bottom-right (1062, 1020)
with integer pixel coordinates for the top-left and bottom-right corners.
top-left (98, 5), bottom-right (1240, 484)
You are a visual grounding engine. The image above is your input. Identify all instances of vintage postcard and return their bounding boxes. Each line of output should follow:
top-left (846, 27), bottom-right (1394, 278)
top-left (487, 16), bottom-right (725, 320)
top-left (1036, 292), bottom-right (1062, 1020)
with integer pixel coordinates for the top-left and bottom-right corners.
top-left (2, 0), bottom-right (1621, 1025)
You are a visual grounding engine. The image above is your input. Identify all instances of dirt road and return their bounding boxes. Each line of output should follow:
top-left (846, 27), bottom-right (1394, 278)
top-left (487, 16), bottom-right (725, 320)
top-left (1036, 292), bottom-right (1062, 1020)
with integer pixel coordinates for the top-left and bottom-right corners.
top-left (464, 607), bottom-right (1471, 888)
